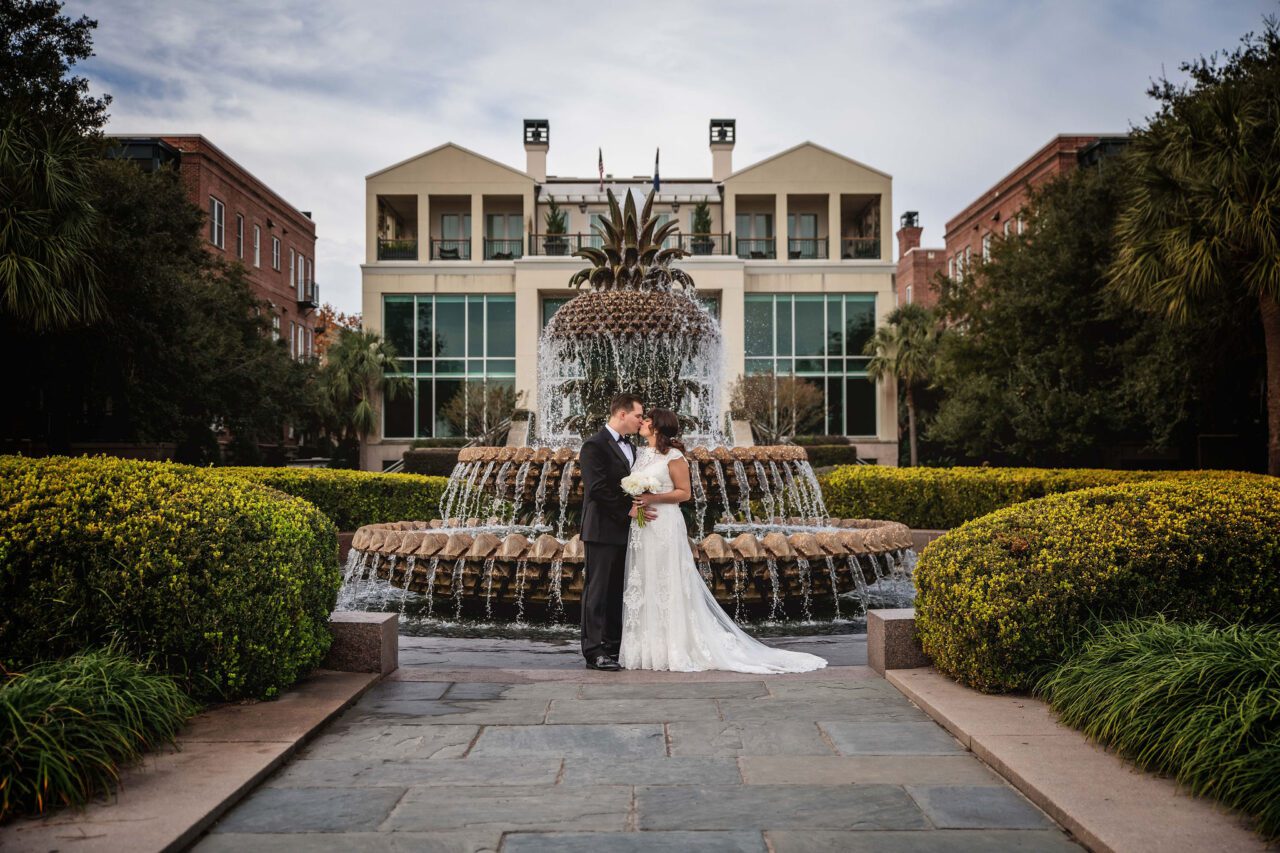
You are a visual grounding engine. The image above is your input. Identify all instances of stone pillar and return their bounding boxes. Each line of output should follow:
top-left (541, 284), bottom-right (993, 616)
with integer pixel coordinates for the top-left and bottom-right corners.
top-left (775, 193), bottom-right (787, 262)
top-left (471, 193), bottom-right (485, 261)
top-left (417, 193), bottom-right (430, 262)
top-left (828, 193), bottom-right (842, 260)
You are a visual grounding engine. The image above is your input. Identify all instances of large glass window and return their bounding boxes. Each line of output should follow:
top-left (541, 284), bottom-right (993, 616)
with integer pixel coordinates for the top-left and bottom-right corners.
top-left (380, 294), bottom-right (518, 438)
top-left (742, 293), bottom-right (879, 436)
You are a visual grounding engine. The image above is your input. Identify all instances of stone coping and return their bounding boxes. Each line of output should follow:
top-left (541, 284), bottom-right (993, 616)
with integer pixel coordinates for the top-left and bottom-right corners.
top-left (885, 667), bottom-right (1269, 853)
top-left (1, 669), bottom-right (380, 853)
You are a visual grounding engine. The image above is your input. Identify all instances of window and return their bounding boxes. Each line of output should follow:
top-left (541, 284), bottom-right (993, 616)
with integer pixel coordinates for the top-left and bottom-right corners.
top-left (209, 197), bottom-right (225, 248)
top-left (253, 225), bottom-right (261, 267)
top-left (380, 294), bottom-right (517, 438)
top-left (272, 237), bottom-right (281, 270)
top-left (306, 257), bottom-right (313, 288)
top-left (1003, 219), bottom-right (1012, 237)
top-left (290, 320), bottom-right (297, 358)
top-left (786, 213), bottom-right (819, 258)
top-left (906, 284), bottom-right (913, 304)
top-left (306, 327), bottom-right (313, 358)
top-left (439, 214), bottom-right (472, 259)
top-left (981, 233), bottom-right (992, 262)
top-left (1017, 213), bottom-right (1026, 235)
top-left (735, 212), bottom-right (774, 259)
top-left (948, 257), bottom-right (955, 280)
top-left (289, 248), bottom-right (295, 284)
top-left (235, 214), bottom-right (244, 258)
top-left (271, 314), bottom-right (280, 342)
top-left (964, 246), bottom-right (972, 271)
top-left (296, 255), bottom-right (305, 296)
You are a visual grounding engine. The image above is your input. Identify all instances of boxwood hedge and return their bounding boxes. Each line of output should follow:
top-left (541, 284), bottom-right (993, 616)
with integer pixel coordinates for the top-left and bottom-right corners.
top-left (818, 465), bottom-right (1264, 529)
top-left (914, 478), bottom-right (1280, 692)
top-left (0, 456), bottom-right (339, 700)
top-left (218, 467), bottom-right (448, 530)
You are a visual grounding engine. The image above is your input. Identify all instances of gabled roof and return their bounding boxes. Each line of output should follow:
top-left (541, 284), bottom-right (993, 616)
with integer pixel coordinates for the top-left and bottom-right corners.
top-left (726, 140), bottom-right (892, 181)
top-left (365, 142), bottom-right (534, 181)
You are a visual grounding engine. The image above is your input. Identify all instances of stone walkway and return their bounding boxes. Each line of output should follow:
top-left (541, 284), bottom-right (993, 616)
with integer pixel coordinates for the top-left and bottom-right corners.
top-left (193, 634), bottom-right (1081, 852)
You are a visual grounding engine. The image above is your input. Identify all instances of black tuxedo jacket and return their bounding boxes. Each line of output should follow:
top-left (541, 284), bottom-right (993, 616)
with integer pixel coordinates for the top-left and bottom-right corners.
top-left (579, 428), bottom-right (635, 545)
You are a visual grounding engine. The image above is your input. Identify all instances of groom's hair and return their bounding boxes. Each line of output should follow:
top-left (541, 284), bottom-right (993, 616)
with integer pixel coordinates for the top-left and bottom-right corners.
top-left (609, 393), bottom-right (643, 416)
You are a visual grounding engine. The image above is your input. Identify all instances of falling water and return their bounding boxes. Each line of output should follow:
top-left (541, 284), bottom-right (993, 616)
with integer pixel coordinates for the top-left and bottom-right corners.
top-left (532, 460), bottom-right (553, 526)
top-left (556, 460), bottom-right (576, 539)
top-left (424, 556), bottom-right (440, 617)
top-left (399, 555), bottom-right (417, 614)
top-left (731, 558), bottom-right (746, 621)
top-left (482, 557), bottom-right (498, 620)
top-left (731, 460), bottom-right (754, 522)
top-left (469, 461), bottom-right (496, 520)
top-left (764, 557), bottom-right (782, 621)
top-left (753, 461), bottom-right (777, 520)
top-left (451, 557), bottom-right (467, 620)
top-left (795, 557), bottom-right (813, 622)
top-left (439, 462), bottom-right (467, 522)
top-left (493, 460), bottom-right (513, 517)
top-left (508, 460), bottom-right (532, 524)
top-left (768, 462), bottom-right (789, 518)
top-left (711, 461), bottom-right (733, 521)
top-left (689, 460), bottom-right (708, 539)
top-left (548, 559), bottom-right (565, 621)
top-left (824, 556), bottom-right (842, 619)
top-left (513, 558), bottom-right (529, 624)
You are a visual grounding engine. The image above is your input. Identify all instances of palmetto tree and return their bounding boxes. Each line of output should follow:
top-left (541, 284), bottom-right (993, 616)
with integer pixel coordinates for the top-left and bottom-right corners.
top-left (0, 118), bottom-right (101, 330)
top-left (864, 303), bottom-right (938, 466)
top-left (1109, 20), bottom-right (1280, 473)
top-left (320, 329), bottom-right (411, 453)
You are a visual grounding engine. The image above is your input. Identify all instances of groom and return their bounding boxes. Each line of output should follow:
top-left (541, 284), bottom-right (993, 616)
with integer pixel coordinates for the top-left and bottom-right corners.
top-left (579, 393), bottom-right (655, 670)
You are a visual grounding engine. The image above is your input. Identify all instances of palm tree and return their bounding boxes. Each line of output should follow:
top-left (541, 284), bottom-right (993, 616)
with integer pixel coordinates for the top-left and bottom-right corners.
top-left (0, 118), bottom-right (101, 330)
top-left (864, 303), bottom-right (938, 466)
top-left (1109, 20), bottom-right (1280, 473)
top-left (320, 329), bottom-right (411, 460)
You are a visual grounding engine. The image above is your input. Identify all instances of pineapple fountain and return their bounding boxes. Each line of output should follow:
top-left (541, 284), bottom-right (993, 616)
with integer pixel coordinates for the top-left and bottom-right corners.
top-left (342, 190), bottom-right (914, 624)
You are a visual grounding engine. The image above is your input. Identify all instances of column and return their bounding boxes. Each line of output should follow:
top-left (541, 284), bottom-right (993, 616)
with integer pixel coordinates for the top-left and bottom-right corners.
top-left (828, 193), bottom-right (841, 260)
top-left (471, 193), bottom-right (485, 261)
top-left (774, 193), bottom-right (787, 262)
top-left (416, 193), bottom-right (430, 262)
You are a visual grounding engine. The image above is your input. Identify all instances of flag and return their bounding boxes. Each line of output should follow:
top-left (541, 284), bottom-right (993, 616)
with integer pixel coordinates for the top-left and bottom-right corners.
top-left (598, 147), bottom-right (604, 192)
top-left (653, 148), bottom-right (660, 193)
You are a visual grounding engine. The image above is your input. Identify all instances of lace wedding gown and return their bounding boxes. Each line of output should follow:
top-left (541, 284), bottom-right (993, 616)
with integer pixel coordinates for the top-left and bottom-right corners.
top-left (619, 446), bottom-right (827, 673)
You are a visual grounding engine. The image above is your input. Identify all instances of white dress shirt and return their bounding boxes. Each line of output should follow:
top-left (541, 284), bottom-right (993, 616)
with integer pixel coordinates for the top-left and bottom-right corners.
top-left (605, 424), bottom-right (634, 466)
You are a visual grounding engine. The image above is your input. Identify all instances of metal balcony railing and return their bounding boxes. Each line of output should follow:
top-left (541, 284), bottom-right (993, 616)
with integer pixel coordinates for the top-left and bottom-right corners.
top-left (297, 280), bottom-right (318, 309)
top-left (678, 233), bottom-right (732, 256)
top-left (431, 239), bottom-right (471, 260)
top-left (736, 237), bottom-right (776, 260)
top-left (787, 238), bottom-right (828, 260)
top-left (528, 233), bottom-right (584, 256)
top-left (841, 237), bottom-right (881, 260)
top-left (377, 238), bottom-right (418, 261)
top-left (483, 238), bottom-right (523, 260)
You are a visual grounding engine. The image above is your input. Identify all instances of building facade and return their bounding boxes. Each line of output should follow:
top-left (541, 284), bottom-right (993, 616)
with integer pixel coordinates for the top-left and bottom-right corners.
top-left (110, 135), bottom-right (320, 360)
top-left (894, 211), bottom-right (947, 309)
top-left (361, 119), bottom-right (899, 469)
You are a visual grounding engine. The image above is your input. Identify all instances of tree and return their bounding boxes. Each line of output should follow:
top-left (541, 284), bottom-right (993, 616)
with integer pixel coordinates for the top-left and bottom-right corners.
top-left (729, 371), bottom-right (826, 444)
top-left (927, 154), bottom-right (1259, 467)
top-left (864, 303), bottom-right (938, 466)
top-left (440, 380), bottom-right (524, 445)
top-left (0, 0), bottom-right (110, 133)
top-left (1109, 17), bottom-right (1280, 473)
top-left (313, 302), bottom-right (360, 358)
top-left (318, 329), bottom-right (410, 452)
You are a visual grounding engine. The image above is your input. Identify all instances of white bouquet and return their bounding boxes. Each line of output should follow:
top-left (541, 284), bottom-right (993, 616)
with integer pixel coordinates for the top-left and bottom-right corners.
top-left (620, 473), bottom-right (662, 528)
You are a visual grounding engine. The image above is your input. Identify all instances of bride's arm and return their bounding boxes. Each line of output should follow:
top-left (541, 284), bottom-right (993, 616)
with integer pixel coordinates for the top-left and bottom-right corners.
top-left (637, 456), bottom-right (691, 505)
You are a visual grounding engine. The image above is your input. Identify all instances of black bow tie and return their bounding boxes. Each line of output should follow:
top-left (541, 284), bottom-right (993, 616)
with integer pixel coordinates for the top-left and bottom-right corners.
top-left (615, 434), bottom-right (629, 443)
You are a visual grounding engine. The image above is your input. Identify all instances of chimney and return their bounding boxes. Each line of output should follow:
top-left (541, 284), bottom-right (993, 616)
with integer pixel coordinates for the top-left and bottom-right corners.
top-left (524, 119), bottom-right (549, 182)
top-left (710, 118), bottom-right (735, 182)
top-left (897, 211), bottom-right (922, 260)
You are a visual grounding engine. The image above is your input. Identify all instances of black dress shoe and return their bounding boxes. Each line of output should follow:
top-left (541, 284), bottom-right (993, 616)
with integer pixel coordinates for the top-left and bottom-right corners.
top-left (585, 654), bottom-right (621, 671)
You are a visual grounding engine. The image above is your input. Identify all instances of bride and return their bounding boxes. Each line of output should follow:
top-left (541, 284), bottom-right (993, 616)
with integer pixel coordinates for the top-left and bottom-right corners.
top-left (618, 408), bottom-right (827, 673)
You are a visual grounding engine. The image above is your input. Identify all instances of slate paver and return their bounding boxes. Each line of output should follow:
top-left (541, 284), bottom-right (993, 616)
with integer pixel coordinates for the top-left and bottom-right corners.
top-left (298, 723), bottom-right (477, 760)
top-left (381, 784), bottom-right (632, 831)
top-left (906, 784), bottom-right (1054, 829)
top-left (667, 721), bottom-right (835, 756)
top-left (468, 723), bottom-right (666, 758)
top-left (819, 721), bottom-right (967, 755)
top-left (503, 830), bottom-right (768, 852)
top-left (210, 786), bottom-right (404, 833)
top-left (637, 784), bottom-right (929, 831)
top-left (577, 682), bottom-right (768, 699)
top-left (334, 697), bottom-right (551, 725)
top-left (738, 755), bottom-right (1003, 786)
top-left (718, 697), bottom-right (930, 722)
top-left (766, 829), bottom-right (1082, 853)
top-left (559, 756), bottom-right (742, 786)
top-left (264, 757), bottom-right (560, 788)
top-left (195, 830), bottom-right (502, 852)
top-left (546, 697), bottom-right (722, 723)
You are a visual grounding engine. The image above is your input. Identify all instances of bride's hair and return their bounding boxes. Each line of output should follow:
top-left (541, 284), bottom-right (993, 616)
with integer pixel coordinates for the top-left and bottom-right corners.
top-left (648, 408), bottom-right (685, 454)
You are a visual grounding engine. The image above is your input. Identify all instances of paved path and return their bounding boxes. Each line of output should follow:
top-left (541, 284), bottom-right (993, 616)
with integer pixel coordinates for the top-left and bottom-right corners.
top-left (194, 635), bottom-right (1081, 852)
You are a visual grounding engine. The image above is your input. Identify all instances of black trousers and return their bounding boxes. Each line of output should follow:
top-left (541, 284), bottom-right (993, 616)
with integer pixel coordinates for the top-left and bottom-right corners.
top-left (581, 540), bottom-right (626, 660)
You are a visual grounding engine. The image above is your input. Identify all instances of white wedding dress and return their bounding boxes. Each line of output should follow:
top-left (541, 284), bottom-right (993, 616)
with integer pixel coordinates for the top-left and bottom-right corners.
top-left (619, 446), bottom-right (827, 673)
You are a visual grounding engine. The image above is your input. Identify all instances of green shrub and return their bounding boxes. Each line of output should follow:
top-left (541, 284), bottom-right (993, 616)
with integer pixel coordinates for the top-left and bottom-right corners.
top-left (0, 456), bottom-right (338, 700)
top-left (793, 435), bottom-right (850, 446)
top-left (0, 649), bottom-right (199, 822)
top-left (1039, 618), bottom-right (1280, 838)
top-left (818, 465), bottom-right (1264, 529)
top-left (402, 448), bottom-right (462, 477)
top-left (803, 445), bottom-right (866, 468)
top-left (219, 467), bottom-right (448, 529)
top-left (914, 478), bottom-right (1280, 692)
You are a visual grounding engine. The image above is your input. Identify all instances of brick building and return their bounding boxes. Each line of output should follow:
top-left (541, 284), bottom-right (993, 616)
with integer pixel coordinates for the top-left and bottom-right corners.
top-left (110, 135), bottom-right (319, 359)
top-left (894, 211), bottom-right (947, 309)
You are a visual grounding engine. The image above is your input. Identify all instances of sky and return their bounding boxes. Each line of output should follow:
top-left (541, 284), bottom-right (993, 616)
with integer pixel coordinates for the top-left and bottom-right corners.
top-left (75, 0), bottom-right (1275, 316)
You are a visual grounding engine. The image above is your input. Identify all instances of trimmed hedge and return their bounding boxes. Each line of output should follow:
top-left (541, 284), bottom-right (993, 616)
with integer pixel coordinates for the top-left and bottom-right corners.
top-left (402, 448), bottom-right (462, 477)
top-left (219, 467), bottom-right (449, 530)
top-left (914, 478), bottom-right (1280, 692)
top-left (1039, 618), bottom-right (1280, 838)
top-left (819, 465), bottom-right (1265, 529)
top-left (0, 456), bottom-right (339, 700)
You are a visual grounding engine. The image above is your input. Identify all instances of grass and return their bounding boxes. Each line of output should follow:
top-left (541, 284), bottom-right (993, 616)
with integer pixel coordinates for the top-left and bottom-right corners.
top-left (1038, 617), bottom-right (1280, 838)
top-left (0, 649), bottom-right (199, 822)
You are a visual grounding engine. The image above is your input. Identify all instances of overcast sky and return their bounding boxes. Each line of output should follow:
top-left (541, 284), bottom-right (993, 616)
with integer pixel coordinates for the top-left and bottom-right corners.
top-left (76, 0), bottom-right (1273, 316)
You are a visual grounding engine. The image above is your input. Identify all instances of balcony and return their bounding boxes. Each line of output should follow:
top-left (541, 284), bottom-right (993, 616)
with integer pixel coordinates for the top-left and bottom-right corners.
top-left (377, 238), bottom-right (418, 261)
top-left (431, 239), bottom-right (472, 261)
top-left (483, 238), bottom-right (523, 260)
top-left (841, 237), bottom-right (881, 260)
top-left (787, 238), bottom-right (828, 260)
top-left (297, 280), bottom-right (318, 310)
top-left (528, 233), bottom-right (584, 256)
top-left (679, 233), bottom-right (732, 256)
top-left (736, 237), bottom-right (776, 260)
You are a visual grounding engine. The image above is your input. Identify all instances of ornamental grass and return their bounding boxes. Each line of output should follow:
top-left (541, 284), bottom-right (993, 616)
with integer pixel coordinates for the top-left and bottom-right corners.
top-left (1039, 618), bottom-right (1280, 838)
top-left (0, 649), bottom-right (198, 823)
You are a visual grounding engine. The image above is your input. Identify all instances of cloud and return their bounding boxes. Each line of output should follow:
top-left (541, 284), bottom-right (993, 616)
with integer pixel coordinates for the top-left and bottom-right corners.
top-left (74, 0), bottom-right (1274, 314)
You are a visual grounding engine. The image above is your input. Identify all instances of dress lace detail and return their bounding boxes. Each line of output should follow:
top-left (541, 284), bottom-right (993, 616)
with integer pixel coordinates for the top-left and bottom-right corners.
top-left (619, 447), bottom-right (826, 673)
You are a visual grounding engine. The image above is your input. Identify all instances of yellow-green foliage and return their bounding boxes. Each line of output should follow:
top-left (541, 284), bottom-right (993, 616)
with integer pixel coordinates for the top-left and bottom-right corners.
top-left (0, 456), bottom-right (339, 700)
top-left (218, 467), bottom-right (449, 530)
top-left (819, 465), bottom-right (1264, 529)
top-left (914, 479), bottom-right (1280, 693)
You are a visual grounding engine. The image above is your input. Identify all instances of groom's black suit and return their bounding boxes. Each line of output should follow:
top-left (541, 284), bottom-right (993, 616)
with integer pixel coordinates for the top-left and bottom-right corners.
top-left (579, 427), bottom-right (635, 661)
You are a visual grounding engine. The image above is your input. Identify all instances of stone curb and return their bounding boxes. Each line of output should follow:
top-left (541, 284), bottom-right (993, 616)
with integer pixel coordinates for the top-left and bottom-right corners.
top-left (885, 667), bottom-right (1268, 853)
top-left (1, 669), bottom-right (381, 853)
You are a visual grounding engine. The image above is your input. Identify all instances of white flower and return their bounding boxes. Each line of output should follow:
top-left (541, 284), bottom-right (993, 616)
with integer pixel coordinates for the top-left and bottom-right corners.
top-left (621, 474), bottom-right (651, 496)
